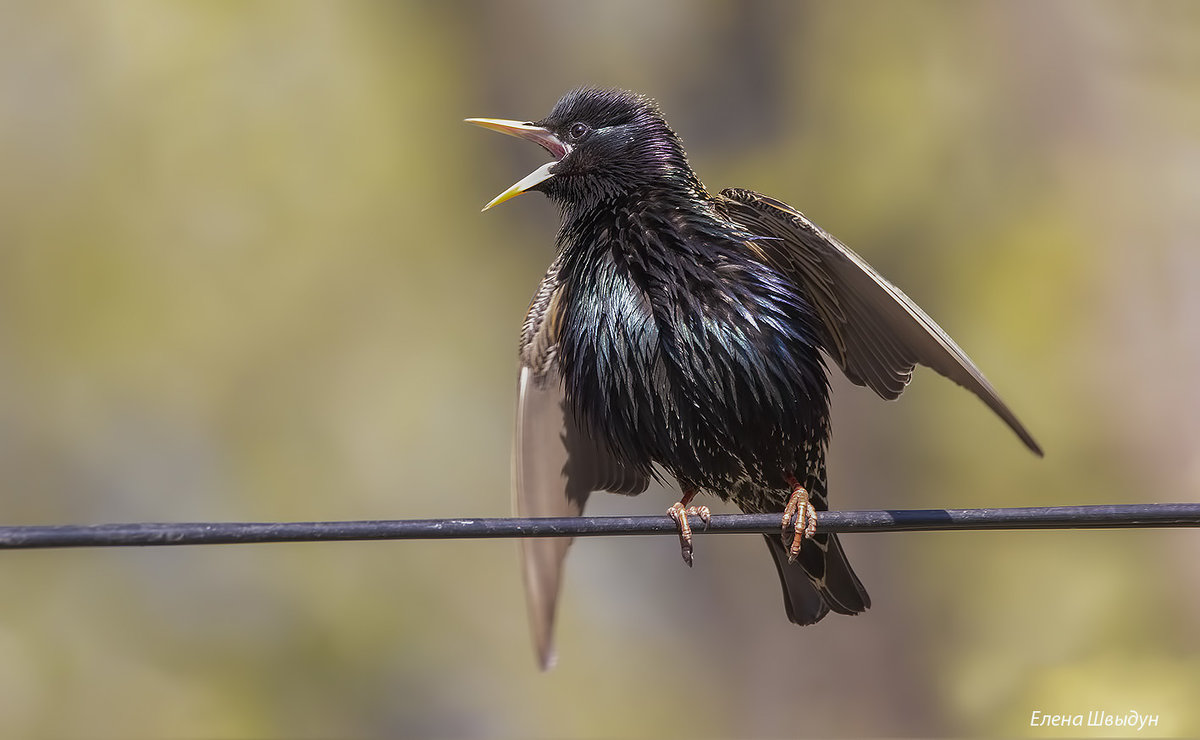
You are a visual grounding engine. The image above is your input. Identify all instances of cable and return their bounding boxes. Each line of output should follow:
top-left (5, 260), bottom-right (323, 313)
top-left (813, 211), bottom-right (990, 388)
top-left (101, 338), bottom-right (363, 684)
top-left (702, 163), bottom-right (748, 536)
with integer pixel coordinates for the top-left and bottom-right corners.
top-left (0, 503), bottom-right (1197, 550)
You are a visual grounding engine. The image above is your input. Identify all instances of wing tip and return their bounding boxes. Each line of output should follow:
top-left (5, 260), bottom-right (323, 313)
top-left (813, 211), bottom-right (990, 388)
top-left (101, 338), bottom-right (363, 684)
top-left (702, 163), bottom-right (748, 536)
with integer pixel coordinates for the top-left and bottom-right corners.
top-left (991, 397), bottom-right (1044, 458)
top-left (1020, 429), bottom-right (1045, 458)
top-left (537, 645), bottom-right (558, 671)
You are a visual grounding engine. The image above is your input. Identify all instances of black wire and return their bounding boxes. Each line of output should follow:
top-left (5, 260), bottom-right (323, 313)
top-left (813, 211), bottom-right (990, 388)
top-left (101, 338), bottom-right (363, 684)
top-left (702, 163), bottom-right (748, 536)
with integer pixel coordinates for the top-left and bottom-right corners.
top-left (0, 504), bottom-right (1197, 550)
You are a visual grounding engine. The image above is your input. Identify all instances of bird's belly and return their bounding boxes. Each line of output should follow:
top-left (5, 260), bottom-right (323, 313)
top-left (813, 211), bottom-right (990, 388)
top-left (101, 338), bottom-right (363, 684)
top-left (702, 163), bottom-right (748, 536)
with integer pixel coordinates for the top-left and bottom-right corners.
top-left (558, 245), bottom-right (831, 496)
top-left (567, 313), bottom-right (829, 495)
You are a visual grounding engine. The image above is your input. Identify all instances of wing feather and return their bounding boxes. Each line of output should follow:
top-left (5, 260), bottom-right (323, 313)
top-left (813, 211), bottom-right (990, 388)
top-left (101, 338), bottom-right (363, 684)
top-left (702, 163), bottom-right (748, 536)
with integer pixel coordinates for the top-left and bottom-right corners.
top-left (718, 188), bottom-right (1042, 456)
top-left (513, 261), bottom-right (649, 670)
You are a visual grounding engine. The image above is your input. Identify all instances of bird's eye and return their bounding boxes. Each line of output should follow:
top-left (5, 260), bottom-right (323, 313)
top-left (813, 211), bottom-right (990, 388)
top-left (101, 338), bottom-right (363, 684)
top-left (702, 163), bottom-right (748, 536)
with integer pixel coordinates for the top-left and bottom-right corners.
top-left (568, 122), bottom-right (589, 141)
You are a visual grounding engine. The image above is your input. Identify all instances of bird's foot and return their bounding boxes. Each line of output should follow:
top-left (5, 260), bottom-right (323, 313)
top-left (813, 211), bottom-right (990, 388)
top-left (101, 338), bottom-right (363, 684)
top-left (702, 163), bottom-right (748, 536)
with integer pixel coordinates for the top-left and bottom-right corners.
top-left (781, 482), bottom-right (817, 563)
top-left (667, 501), bottom-right (711, 567)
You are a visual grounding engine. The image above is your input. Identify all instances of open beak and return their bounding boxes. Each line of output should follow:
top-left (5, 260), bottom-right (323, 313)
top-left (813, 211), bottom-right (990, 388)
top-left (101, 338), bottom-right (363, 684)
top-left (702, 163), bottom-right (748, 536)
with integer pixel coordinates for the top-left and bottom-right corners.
top-left (465, 118), bottom-right (570, 211)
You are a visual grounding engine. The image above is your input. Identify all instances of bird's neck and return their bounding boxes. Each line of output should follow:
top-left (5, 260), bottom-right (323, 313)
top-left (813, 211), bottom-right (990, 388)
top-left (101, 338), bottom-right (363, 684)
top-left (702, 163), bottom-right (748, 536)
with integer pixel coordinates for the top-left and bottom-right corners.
top-left (554, 153), bottom-right (708, 225)
top-left (556, 181), bottom-right (712, 256)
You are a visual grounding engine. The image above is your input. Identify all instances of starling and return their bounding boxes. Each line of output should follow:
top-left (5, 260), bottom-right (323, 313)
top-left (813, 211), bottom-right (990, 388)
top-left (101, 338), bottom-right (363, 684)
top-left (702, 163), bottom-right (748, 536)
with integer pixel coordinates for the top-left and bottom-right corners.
top-left (467, 87), bottom-right (1042, 669)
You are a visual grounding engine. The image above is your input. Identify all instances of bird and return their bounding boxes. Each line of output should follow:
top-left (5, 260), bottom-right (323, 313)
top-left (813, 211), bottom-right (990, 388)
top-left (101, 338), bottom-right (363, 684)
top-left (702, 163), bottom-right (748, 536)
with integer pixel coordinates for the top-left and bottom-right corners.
top-left (466, 87), bottom-right (1042, 669)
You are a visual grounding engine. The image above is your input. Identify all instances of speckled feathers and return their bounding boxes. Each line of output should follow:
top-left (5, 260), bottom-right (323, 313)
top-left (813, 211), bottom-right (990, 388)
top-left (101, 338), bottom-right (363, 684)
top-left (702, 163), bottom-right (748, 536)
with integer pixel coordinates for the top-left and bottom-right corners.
top-left (473, 87), bottom-right (1041, 668)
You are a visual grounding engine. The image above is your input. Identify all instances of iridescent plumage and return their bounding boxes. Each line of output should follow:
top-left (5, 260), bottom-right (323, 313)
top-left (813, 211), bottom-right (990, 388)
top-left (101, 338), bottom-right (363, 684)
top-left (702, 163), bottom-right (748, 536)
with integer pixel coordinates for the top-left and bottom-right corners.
top-left (469, 87), bottom-right (1041, 668)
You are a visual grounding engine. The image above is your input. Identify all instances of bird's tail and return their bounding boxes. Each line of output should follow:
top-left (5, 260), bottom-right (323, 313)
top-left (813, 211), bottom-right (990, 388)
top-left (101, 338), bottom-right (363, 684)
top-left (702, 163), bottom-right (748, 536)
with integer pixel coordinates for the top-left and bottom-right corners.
top-left (763, 530), bottom-right (870, 624)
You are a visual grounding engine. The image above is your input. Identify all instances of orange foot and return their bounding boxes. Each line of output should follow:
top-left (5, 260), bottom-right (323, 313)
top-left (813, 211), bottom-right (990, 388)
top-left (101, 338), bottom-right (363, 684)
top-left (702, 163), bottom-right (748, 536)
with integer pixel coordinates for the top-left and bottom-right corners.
top-left (782, 477), bottom-right (817, 563)
top-left (667, 494), bottom-right (711, 567)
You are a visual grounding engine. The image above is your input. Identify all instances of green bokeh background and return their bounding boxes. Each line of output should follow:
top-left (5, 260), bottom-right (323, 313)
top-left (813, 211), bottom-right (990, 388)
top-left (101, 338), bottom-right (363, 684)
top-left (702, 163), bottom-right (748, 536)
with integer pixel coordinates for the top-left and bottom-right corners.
top-left (1, 2), bottom-right (1197, 737)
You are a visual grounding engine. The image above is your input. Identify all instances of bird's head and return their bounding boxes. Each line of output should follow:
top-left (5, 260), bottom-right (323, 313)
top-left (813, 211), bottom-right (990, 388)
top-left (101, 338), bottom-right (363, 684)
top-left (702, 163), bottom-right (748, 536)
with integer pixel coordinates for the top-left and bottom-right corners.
top-left (467, 87), bottom-right (702, 213)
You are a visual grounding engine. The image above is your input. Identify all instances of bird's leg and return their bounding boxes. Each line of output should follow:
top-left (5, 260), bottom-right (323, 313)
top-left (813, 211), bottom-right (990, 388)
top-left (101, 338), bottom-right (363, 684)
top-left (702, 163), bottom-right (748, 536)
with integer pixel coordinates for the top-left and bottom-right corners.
top-left (667, 488), bottom-right (711, 567)
top-left (782, 475), bottom-right (818, 563)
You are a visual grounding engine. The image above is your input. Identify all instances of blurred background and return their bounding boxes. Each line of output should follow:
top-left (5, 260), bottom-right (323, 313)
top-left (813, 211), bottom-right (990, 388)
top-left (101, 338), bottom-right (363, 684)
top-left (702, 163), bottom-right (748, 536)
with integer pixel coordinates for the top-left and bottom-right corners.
top-left (0, 1), bottom-right (1198, 737)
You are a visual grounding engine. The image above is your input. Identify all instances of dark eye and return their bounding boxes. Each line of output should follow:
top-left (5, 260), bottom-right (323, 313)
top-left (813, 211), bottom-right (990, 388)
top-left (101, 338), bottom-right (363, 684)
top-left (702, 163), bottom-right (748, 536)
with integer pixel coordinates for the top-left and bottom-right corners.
top-left (568, 122), bottom-right (589, 141)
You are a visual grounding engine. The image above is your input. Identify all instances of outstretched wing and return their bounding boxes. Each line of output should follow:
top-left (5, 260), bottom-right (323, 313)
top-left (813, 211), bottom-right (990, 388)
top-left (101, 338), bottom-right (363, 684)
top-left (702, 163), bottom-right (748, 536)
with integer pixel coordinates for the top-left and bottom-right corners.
top-left (716, 188), bottom-right (1042, 456)
top-left (513, 259), bottom-right (649, 670)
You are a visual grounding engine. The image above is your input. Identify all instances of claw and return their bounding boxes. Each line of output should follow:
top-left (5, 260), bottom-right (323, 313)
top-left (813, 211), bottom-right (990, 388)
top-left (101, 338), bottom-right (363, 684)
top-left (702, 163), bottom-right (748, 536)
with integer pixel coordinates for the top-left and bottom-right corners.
top-left (667, 502), bottom-right (693, 566)
top-left (781, 481), bottom-right (818, 563)
top-left (667, 502), bottom-right (711, 567)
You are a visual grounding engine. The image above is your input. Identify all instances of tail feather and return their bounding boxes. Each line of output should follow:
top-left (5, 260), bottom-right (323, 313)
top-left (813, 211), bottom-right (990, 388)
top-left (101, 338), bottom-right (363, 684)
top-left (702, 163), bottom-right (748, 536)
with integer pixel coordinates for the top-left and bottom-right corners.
top-left (763, 531), bottom-right (870, 624)
top-left (763, 535), bottom-right (829, 624)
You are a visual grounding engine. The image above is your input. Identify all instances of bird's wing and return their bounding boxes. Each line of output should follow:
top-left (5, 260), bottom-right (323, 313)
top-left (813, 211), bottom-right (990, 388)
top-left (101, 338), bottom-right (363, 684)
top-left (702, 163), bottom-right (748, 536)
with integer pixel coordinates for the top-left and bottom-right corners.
top-left (716, 188), bottom-right (1042, 456)
top-left (514, 262), bottom-right (649, 670)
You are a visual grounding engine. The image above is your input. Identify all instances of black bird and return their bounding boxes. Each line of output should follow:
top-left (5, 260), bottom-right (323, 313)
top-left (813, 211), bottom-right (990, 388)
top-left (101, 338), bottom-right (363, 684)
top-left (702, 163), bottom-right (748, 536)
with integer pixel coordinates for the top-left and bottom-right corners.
top-left (468, 87), bottom-right (1041, 669)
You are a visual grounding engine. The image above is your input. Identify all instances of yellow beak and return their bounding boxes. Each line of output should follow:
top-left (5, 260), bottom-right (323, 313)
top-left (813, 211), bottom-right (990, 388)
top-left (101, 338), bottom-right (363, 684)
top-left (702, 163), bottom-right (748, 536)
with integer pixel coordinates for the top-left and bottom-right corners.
top-left (465, 118), bottom-right (570, 211)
